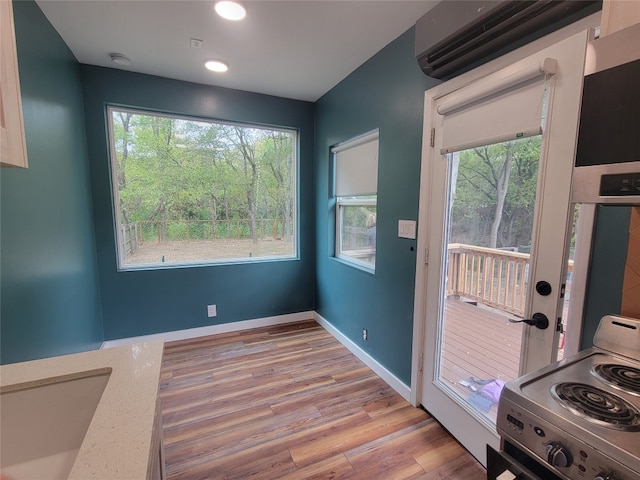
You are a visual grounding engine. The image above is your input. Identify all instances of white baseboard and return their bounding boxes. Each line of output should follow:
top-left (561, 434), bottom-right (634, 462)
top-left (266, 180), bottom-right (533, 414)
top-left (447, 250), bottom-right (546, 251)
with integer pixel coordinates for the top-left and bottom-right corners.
top-left (100, 310), bottom-right (412, 402)
top-left (313, 312), bottom-right (411, 402)
top-left (100, 311), bottom-right (315, 349)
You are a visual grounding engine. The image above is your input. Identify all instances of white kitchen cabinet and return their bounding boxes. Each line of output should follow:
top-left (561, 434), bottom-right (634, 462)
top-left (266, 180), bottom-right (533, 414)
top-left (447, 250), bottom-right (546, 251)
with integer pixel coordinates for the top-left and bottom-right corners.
top-left (1, 0), bottom-right (28, 168)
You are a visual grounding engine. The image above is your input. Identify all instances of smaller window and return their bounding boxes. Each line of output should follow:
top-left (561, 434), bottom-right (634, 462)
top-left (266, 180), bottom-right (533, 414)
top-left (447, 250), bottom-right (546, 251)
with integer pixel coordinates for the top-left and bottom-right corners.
top-left (332, 130), bottom-right (379, 271)
top-left (336, 197), bottom-right (377, 269)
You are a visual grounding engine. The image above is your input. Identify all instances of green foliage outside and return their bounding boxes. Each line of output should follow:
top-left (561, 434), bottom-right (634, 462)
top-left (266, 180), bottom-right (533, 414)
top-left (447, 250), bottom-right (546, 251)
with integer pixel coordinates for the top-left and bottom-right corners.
top-left (110, 109), bottom-right (297, 255)
top-left (449, 136), bottom-right (541, 252)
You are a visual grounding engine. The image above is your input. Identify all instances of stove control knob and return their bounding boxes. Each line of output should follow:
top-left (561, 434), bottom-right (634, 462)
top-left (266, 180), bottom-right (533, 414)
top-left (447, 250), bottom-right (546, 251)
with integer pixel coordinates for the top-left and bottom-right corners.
top-left (594, 472), bottom-right (618, 480)
top-left (545, 442), bottom-right (572, 468)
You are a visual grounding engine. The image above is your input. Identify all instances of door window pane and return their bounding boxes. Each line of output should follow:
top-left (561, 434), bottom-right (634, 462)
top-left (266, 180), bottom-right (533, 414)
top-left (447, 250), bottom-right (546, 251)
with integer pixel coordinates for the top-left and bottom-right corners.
top-left (438, 136), bottom-right (541, 425)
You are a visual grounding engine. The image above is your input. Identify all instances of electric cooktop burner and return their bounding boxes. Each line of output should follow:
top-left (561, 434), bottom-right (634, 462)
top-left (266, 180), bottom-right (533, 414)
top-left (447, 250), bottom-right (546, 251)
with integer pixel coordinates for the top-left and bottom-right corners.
top-left (592, 363), bottom-right (640, 395)
top-left (551, 382), bottom-right (640, 431)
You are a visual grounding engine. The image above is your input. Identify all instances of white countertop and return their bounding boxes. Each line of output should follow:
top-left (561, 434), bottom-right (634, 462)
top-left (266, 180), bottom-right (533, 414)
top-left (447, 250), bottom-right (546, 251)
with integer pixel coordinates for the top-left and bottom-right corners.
top-left (0, 341), bottom-right (165, 480)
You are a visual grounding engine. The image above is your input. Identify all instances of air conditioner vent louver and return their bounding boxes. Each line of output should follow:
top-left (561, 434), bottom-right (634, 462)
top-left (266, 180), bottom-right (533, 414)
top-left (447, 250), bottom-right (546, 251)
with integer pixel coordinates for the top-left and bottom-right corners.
top-left (416, 0), bottom-right (601, 80)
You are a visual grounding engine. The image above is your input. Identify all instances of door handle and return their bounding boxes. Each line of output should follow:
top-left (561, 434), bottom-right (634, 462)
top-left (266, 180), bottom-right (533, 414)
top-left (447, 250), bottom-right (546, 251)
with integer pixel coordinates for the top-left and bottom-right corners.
top-left (508, 312), bottom-right (549, 329)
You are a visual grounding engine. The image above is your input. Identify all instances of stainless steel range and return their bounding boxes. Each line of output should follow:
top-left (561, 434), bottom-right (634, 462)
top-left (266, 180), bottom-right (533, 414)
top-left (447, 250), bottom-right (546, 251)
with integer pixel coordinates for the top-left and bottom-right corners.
top-left (489, 315), bottom-right (640, 480)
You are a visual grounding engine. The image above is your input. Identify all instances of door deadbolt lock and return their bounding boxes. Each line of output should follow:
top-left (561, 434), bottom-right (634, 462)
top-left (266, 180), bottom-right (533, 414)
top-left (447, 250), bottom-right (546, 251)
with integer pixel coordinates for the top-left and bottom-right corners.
top-left (535, 280), bottom-right (552, 296)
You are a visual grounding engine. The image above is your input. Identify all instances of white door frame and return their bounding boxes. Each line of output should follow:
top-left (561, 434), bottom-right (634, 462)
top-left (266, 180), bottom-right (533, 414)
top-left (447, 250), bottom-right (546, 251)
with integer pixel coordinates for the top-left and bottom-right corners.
top-left (409, 14), bottom-right (600, 466)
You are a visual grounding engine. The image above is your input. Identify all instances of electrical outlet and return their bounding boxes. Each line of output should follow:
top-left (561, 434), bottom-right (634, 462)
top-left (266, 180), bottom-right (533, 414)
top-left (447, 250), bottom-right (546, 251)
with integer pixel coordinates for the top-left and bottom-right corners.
top-left (362, 328), bottom-right (368, 341)
top-left (207, 304), bottom-right (217, 317)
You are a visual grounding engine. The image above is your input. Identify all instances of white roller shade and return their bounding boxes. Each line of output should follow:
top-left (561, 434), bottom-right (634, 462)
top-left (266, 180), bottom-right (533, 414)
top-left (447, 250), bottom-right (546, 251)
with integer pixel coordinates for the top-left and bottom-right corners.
top-left (333, 130), bottom-right (379, 196)
top-left (439, 58), bottom-right (556, 154)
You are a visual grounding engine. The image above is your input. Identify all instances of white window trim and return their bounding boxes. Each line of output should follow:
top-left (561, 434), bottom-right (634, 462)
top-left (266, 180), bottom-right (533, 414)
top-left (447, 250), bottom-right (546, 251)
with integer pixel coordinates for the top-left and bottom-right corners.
top-left (106, 105), bottom-right (299, 270)
top-left (331, 129), bottom-right (379, 272)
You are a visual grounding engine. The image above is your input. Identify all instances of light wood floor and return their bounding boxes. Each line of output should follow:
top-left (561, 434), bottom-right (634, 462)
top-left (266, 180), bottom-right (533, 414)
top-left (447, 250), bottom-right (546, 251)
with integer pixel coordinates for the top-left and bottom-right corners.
top-left (159, 320), bottom-right (486, 479)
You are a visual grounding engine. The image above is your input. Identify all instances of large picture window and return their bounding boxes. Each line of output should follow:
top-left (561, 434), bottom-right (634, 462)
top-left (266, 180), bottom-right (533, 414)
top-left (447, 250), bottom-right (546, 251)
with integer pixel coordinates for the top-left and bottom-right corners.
top-left (332, 130), bottom-right (378, 271)
top-left (107, 107), bottom-right (297, 269)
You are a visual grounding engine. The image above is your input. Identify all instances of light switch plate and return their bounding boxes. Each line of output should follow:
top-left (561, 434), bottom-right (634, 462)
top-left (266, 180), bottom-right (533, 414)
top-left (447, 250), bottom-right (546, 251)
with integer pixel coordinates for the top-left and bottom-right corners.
top-left (398, 220), bottom-right (416, 239)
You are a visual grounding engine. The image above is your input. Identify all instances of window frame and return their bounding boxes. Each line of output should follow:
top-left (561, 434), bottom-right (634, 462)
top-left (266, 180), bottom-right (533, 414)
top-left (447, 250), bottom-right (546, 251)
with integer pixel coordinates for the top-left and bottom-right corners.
top-left (106, 105), bottom-right (299, 271)
top-left (331, 129), bottom-right (379, 273)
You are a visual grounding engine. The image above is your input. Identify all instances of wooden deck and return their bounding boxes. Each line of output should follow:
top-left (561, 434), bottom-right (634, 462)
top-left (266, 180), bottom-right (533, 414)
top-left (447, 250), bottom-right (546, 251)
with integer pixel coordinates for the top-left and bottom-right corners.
top-left (439, 298), bottom-right (524, 422)
top-left (442, 298), bottom-right (523, 383)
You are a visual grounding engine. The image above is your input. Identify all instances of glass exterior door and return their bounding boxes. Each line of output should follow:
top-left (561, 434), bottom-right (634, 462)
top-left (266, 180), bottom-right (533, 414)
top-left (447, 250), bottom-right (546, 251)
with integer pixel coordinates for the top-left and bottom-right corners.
top-left (415, 29), bottom-right (591, 465)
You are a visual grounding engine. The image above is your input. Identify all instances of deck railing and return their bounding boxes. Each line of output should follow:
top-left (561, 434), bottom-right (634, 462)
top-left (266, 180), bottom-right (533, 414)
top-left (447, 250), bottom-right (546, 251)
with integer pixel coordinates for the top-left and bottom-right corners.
top-left (446, 243), bottom-right (573, 317)
top-left (447, 243), bottom-right (529, 316)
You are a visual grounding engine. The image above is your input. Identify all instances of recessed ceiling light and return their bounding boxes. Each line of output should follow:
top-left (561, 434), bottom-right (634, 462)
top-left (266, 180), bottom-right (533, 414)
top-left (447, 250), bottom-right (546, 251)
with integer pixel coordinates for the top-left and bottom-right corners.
top-left (204, 59), bottom-right (229, 73)
top-left (214, 1), bottom-right (246, 21)
top-left (109, 53), bottom-right (131, 66)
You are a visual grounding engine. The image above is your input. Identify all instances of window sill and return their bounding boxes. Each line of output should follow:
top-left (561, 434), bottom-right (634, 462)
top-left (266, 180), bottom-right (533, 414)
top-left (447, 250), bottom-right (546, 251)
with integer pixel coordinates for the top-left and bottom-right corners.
top-left (332, 255), bottom-right (375, 275)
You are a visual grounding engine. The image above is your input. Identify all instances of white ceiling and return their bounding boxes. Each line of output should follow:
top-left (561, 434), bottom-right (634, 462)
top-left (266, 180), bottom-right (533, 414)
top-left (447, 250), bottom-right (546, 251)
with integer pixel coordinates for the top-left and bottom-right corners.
top-left (36, 0), bottom-right (439, 102)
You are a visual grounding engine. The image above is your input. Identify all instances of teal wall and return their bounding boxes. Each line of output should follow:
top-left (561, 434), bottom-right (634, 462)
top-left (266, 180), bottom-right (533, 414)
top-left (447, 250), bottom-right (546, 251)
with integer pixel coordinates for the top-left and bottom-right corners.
top-left (314, 29), bottom-right (440, 385)
top-left (580, 206), bottom-right (630, 348)
top-left (1, 1), bottom-right (104, 364)
top-left (1, 1), bottom-right (625, 374)
top-left (312, 24), bottom-right (628, 384)
top-left (80, 66), bottom-right (315, 340)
